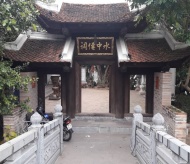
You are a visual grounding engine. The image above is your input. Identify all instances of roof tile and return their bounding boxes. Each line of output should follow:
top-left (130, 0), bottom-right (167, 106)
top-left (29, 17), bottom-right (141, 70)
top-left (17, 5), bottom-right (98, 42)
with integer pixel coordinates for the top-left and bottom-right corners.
top-left (4, 40), bottom-right (65, 62)
top-left (127, 39), bottom-right (190, 62)
top-left (4, 39), bottom-right (190, 63)
top-left (37, 3), bottom-right (132, 23)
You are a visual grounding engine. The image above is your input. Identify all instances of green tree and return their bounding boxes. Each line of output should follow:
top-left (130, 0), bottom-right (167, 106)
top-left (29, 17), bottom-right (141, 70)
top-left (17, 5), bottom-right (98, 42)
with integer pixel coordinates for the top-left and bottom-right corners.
top-left (0, 61), bottom-right (31, 114)
top-left (0, 0), bottom-right (38, 43)
top-left (130, 0), bottom-right (190, 92)
top-left (0, 0), bottom-right (39, 141)
top-left (130, 0), bottom-right (190, 43)
top-left (0, 0), bottom-right (38, 114)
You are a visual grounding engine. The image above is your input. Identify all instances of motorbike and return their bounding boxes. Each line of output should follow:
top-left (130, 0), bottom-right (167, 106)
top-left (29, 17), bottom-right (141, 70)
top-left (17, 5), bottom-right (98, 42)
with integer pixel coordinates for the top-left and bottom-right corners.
top-left (63, 116), bottom-right (73, 141)
top-left (25, 106), bottom-right (73, 141)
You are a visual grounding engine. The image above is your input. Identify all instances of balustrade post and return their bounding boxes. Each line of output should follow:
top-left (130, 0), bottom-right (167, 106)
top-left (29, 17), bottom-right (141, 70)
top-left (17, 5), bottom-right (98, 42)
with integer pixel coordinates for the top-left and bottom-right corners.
top-left (53, 104), bottom-right (63, 154)
top-left (29, 112), bottom-right (44, 164)
top-left (130, 105), bottom-right (143, 156)
top-left (150, 113), bottom-right (166, 164)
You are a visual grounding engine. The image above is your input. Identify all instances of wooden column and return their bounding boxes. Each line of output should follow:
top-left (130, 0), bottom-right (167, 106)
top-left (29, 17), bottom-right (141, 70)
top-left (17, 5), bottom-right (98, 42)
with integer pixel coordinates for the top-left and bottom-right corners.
top-left (109, 63), bottom-right (116, 114)
top-left (66, 65), bottom-right (76, 118)
top-left (0, 115), bottom-right (3, 141)
top-left (61, 73), bottom-right (67, 113)
top-left (115, 66), bottom-right (125, 118)
top-left (75, 62), bottom-right (81, 113)
top-left (146, 73), bottom-right (154, 114)
top-left (124, 73), bottom-right (130, 114)
top-left (37, 71), bottom-right (46, 112)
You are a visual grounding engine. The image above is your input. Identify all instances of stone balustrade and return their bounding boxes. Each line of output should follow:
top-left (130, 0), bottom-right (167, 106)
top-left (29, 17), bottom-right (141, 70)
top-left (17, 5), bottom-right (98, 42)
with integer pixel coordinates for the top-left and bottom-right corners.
top-left (0, 104), bottom-right (63, 164)
top-left (131, 105), bottom-right (190, 164)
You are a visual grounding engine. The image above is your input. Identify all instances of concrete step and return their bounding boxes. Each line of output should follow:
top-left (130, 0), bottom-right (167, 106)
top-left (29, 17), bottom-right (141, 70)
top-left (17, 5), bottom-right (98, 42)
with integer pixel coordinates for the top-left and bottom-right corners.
top-left (72, 116), bottom-right (132, 134)
top-left (71, 115), bottom-right (153, 134)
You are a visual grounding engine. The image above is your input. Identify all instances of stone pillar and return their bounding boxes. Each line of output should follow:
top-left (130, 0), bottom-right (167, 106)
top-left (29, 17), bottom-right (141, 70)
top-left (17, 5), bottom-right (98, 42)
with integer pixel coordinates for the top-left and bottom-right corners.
top-left (154, 72), bottom-right (172, 114)
top-left (53, 104), bottom-right (63, 154)
top-left (139, 75), bottom-right (146, 95)
top-left (29, 112), bottom-right (44, 164)
top-left (150, 113), bottom-right (166, 164)
top-left (131, 105), bottom-right (143, 156)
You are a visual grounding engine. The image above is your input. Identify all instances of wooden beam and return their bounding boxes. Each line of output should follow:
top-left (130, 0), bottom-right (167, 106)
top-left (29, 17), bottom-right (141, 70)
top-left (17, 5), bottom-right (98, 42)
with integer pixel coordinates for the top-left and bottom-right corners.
top-left (75, 62), bottom-right (81, 113)
top-left (61, 73), bottom-right (67, 113)
top-left (124, 74), bottom-right (130, 113)
top-left (110, 63), bottom-right (116, 114)
top-left (66, 66), bottom-right (76, 118)
top-left (115, 65), bottom-right (124, 118)
top-left (0, 115), bottom-right (3, 141)
top-left (146, 73), bottom-right (154, 114)
top-left (37, 71), bottom-right (46, 112)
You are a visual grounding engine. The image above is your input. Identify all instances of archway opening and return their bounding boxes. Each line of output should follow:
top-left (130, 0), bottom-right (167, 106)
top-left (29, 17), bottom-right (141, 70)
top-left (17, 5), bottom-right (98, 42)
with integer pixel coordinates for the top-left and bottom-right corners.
top-left (129, 74), bottom-right (146, 113)
top-left (81, 65), bottom-right (110, 114)
top-left (45, 74), bottom-right (61, 113)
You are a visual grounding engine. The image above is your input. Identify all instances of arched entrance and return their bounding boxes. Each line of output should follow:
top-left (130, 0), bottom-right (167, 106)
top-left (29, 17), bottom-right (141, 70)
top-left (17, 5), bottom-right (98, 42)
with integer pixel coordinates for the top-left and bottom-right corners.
top-left (37, 37), bottom-right (154, 118)
top-left (66, 60), bottom-right (127, 118)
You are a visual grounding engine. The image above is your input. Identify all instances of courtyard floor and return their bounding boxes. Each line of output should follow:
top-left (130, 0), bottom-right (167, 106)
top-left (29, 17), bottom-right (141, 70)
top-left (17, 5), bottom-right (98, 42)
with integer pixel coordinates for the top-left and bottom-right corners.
top-left (45, 87), bottom-right (145, 114)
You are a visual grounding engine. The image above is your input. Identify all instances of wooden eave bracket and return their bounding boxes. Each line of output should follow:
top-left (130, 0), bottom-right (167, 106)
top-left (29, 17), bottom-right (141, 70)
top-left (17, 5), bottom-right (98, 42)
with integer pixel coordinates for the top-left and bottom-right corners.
top-left (4, 32), bottom-right (65, 51)
top-left (60, 37), bottom-right (75, 67)
top-left (35, 0), bottom-right (63, 13)
top-left (124, 25), bottom-right (190, 51)
top-left (160, 25), bottom-right (190, 50)
top-left (4, 33), bottom-right (28, 51)
top-left (116, 37), bottom-right (130, 67)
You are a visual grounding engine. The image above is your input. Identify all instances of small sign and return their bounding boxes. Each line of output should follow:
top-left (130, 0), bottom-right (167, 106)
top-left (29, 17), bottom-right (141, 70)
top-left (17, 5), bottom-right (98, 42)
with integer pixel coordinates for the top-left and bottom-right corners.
top-left (77, 37), bottom-right (114, 55)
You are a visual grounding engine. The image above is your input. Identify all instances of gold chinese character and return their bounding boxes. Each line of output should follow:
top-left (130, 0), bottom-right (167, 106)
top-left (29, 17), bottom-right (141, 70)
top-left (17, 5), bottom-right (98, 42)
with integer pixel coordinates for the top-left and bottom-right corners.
top-left (80, 42), bottom-right (88, 50)
top-left (91, 42), bottom-right (96, 50)
top-left (88, 43), bottom-right (96, 50)
top-left (103, 42), bottom-right (110, 50)
top-left (96, 42), bottom-right (102, 50)
top-left (88, 43), bottom-right (91, 50)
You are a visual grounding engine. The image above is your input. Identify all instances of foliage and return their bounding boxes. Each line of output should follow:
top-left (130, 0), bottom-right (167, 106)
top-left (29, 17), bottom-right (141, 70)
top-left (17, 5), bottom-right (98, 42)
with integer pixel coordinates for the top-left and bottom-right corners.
top-left (0, 0), bottom-right (38, 42)
top-left (0, 61), bottom-right (31, 114)
top-left (3, 125), bottom-right (17, 142)
top-left (172, 94), bottom-right (190, 122)
top-left (130, 0), bottom-right (190, 43)
top-left (0, 0), bottom-right (39, 115)
top-left (20, 98), bottom-right (33, 113)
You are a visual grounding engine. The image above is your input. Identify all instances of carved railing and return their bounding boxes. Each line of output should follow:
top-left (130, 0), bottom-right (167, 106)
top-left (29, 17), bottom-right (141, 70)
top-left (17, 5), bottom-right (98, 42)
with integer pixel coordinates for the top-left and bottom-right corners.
top-left (0, 104), bottom-right (63, 164)
top-left (131, 105), bottom-right (190, 164)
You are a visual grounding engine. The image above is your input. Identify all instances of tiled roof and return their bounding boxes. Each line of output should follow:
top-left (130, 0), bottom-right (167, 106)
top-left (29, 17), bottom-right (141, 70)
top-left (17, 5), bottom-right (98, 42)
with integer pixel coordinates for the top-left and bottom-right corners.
top-left (37, 3), bottom-right (132, 23)
top-left (4, 40), bottom-right (65, 62)
top-left (127, 39), bottom-right (190, 62)
top-left (4, 39), bottom-right (190, 63)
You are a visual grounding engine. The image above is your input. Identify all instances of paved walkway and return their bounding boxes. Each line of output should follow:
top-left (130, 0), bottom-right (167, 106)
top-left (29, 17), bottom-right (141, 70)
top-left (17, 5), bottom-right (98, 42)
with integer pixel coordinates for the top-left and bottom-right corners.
top-left (45, 86), bottom-right (141, 164)
top-left (55, 133), bottom-right (139, 164)
top-left (45, 87), bottom-right (145, 113)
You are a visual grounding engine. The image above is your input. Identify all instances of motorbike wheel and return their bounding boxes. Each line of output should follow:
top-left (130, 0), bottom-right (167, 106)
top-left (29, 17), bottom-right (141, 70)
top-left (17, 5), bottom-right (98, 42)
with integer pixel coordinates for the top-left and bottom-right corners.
top-left (63, 128), bottom-right (72, 141)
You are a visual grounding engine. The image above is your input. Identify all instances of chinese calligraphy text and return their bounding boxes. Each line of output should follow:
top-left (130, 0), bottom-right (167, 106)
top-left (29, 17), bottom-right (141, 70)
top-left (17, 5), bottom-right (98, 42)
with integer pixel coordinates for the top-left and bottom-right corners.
top-left (77, 37), bottom-right (114, 55)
